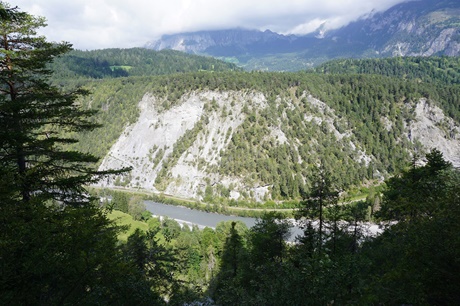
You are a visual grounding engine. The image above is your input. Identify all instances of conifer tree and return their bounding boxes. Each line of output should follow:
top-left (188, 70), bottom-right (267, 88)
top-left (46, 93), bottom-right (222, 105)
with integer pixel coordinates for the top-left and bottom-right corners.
top-left (377, 148), bottom-right (452, 222)
top-left (0, 3), bottom-right (145, 304)
top-left (296, 164), bottom-right (339, 253)
top-left (0, 1), bottom-right (124, 206)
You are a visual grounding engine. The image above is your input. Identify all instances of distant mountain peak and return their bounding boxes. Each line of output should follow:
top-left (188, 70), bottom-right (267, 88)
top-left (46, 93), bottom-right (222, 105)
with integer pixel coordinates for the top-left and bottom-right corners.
top-left (144, 28), bottom-right (295, 55)
top-left (145, 0), bottom-right (459, 71)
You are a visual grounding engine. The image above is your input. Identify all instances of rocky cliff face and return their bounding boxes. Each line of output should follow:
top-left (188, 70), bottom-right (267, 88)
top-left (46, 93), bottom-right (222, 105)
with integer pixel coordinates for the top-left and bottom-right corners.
top-left (332, 0), bottom-right (460, 57)
top-left (98, 91), bottom-right (261, 200)
top-left (408, 99), bottom-right (460, 166)
top-left (97, 91), bottom-right (460, 202)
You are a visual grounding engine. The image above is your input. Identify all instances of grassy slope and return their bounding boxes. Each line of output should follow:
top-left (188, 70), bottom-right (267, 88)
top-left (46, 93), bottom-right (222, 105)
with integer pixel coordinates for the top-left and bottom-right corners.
top-left (107, 210), bottom-right (149, 241)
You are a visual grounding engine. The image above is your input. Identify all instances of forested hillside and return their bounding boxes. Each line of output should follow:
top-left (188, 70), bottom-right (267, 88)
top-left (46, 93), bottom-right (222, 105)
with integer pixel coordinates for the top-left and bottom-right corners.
top-left (63, 56), bottom-right (460, 203)
top-left (314, 56), bottom-right (460, 85)
top-left (314, 56), bottom-right (460, 122)
top-left (50, 48), bottom-right (240, 82)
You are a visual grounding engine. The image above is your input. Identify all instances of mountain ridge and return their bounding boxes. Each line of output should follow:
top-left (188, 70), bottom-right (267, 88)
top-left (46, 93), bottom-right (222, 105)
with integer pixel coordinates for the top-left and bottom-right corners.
top-left (327, 0), bottom-right (460, 57)
top-left (145, 0), bottom-right (460, 71)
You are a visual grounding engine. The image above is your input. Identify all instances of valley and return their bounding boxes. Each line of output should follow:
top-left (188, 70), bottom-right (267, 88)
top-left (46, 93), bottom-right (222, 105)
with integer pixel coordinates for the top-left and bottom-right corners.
top-left (3, 1), bottom-right (460, 304)
top-left (59, 48), bottom-right (460, 303)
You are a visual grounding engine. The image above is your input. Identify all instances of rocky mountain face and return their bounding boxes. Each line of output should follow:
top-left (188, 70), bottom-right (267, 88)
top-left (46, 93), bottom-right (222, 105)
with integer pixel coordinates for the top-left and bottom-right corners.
top-left (329, 0), bottom-right (460, 57)
top-left (145, 29), bottom-right (299, 56)
top-left (145, 0), bottom-right (460, 70)
top-left (97, 90), bottom-right (460, 202)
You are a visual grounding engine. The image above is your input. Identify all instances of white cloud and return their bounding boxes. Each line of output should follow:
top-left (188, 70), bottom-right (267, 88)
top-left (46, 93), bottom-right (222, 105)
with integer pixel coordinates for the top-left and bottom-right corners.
top-left (12, 0), bottom-right (409, 50)
top-left (287, 19), bottom-right (329, 36)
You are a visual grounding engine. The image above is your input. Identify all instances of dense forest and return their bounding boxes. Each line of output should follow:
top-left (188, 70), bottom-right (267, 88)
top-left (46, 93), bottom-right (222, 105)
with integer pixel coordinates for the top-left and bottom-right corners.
top-left (314, 56), bottom-right (460, 85)
top-left (1, 2), bottom-right (460, 305)
top-left (314, 57), bottom-right (460, 121)
top-left (50, 48), bottom-right (241, 81)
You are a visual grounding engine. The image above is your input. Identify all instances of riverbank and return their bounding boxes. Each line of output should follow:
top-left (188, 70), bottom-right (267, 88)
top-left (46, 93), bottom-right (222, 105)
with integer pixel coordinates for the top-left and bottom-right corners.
top-left (91, 186), bottom-right (370, 219)
top-left (91, 186), bottom-right (294, 218)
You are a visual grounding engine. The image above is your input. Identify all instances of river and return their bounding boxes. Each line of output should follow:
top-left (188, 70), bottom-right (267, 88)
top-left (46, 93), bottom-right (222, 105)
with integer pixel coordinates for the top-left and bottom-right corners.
top-left (144, 201), bottom-right (381, 241)
top-left (144, 200), bottom-right (258, 229)
top-left (144, 201), bottom-right (303, 240)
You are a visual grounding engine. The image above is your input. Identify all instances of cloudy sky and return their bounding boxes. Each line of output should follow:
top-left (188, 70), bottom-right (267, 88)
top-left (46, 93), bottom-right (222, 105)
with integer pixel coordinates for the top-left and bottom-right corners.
top-left (13, 0), bottom-right (408, 50)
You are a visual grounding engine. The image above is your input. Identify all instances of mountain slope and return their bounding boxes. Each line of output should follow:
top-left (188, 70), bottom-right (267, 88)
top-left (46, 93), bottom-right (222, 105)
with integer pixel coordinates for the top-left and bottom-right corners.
top-left (314, 56), bottom-right (460, 85)
top-left (145, 29), bottom-right (298, 56)
top-left (313, 56), bottom-right (460, 122)
top-left (87, 69), bottom-right (460, 203)
top-left (50, 48), bottom-right (240, 81)
top-left (328, 0), bottom-right (460, 57)
top-left (146, 0), bottom-right (460, 71)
